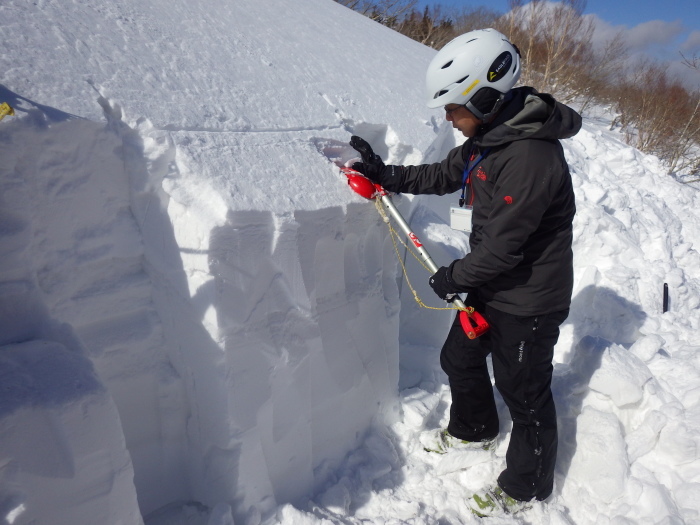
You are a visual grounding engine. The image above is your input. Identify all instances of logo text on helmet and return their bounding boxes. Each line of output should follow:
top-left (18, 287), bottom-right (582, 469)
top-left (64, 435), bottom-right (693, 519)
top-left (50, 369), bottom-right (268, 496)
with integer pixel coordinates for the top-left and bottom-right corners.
top-left (487, 52), bottom-right (513, 83)
top-left (461, 79), bottom-right (480, 97)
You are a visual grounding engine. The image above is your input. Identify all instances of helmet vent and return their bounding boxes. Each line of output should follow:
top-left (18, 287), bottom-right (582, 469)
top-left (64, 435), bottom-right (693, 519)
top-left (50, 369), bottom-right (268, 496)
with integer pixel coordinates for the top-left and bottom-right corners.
top-left (457, 76), bottom-right (469, 84)
top-left (441, 60), bottom-right (453, 69)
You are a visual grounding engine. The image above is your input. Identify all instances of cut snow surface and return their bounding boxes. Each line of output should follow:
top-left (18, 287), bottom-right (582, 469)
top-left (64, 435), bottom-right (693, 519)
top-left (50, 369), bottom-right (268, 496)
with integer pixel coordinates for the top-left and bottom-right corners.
top-left (1, 0), bottom-right (700, 524)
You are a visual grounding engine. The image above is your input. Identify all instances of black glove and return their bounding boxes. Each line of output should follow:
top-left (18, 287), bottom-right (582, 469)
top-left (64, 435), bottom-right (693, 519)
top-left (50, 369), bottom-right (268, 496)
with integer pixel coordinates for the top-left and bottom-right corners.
top-left (429, 262), bottom-right (471, 301)
top-left (349, 135), bottom-right (404, 191)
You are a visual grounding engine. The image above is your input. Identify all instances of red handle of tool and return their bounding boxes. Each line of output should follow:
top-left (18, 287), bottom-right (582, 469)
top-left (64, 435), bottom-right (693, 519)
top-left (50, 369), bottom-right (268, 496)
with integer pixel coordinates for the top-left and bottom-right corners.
top-left (459, 307), bottom-right (489, 339)
top-left (340, 167), bottom-right (385, 200)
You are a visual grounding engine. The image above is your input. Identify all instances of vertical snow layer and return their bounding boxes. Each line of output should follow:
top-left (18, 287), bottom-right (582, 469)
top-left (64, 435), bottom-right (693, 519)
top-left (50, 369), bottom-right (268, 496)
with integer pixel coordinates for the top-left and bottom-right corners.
top-left (0, 113), bottom-right (144, 524)
top-left (0, 90), bottom-right (403, 521)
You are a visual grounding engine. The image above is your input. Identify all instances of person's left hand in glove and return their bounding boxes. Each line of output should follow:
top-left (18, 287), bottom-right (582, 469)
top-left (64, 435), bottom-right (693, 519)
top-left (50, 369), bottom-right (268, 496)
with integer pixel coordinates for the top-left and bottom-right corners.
top-left (349, 135), bottom-right (404, 192)
top-left (429, 262), bottom-right (470, 301)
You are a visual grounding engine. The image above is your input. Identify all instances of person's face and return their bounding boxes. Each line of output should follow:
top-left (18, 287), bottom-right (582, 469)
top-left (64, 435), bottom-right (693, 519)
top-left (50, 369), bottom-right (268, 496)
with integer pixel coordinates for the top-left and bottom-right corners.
top-left (444, 104), bottom-right (482, 138)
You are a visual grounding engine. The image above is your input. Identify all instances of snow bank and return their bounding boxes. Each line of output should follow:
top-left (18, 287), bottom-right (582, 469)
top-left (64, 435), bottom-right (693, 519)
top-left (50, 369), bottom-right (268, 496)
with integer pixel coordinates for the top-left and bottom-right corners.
top-left (0, 117), bottom-right (142, 523)
top-left (0, 78), bottom-right (406, 522)
top-left (0, 342), bottom-right (142, 525)
top-left (0, 0), bottom-right (436, 522)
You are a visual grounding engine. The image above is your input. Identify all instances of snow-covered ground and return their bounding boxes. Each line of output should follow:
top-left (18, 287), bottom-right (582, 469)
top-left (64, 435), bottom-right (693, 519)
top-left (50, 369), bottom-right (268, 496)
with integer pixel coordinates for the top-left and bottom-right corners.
top-left (1, 0), bottom-right (700, 524)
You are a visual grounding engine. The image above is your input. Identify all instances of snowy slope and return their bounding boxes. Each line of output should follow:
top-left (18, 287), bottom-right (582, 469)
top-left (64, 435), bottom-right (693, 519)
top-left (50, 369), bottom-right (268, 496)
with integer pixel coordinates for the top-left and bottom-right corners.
top-left (1, 0), bottom-right (435, 522)
top-left (2, 0), bottom-right (700, 524)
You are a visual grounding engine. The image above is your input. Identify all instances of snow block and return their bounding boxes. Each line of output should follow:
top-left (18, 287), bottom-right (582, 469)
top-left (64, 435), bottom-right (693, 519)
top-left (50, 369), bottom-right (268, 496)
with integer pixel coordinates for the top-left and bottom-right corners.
top-left (0, 340), bottom-right (142, 525)
top-left (561, 406), bottom-right (629, 505)
top-left (589, 343), bottom-right (652, 407)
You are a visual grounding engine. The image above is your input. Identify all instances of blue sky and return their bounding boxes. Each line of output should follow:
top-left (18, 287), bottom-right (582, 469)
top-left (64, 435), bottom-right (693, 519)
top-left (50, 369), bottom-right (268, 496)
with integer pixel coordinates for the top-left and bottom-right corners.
top-left (416, 0), bottom-right (698, 29)
top-left (576, 0), bottom-right (698, 30)
top-left (415, 0), bottom-right (700, 87)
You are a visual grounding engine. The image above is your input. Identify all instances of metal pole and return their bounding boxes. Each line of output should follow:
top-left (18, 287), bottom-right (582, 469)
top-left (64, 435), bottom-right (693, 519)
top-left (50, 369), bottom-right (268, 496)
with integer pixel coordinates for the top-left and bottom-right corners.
top-left (339, 167), bottom-right (467, 311)
top-left (378, 194), bottom-right (467, 311)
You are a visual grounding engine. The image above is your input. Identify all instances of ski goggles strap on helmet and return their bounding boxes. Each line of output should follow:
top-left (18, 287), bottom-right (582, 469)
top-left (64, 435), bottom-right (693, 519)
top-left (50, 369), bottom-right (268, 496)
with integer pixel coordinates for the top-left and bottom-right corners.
top-left (466, 88), bottom-right (510, 122)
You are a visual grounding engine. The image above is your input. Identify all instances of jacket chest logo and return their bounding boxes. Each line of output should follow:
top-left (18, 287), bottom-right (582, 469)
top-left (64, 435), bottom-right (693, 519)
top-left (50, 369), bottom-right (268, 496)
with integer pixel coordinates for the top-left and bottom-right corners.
top-left (475, 166), bottom-right (487, 181)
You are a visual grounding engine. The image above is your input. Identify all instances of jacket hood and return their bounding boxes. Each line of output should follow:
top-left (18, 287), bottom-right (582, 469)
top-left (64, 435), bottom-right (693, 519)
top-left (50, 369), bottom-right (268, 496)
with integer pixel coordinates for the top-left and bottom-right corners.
top-left (475, 87), bottom-right (582, 148)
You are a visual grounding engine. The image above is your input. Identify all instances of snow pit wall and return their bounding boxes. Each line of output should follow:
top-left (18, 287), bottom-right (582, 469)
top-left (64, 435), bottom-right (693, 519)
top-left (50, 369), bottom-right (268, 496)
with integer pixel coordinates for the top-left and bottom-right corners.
top-left (0, 108), bottom-right (401, 521)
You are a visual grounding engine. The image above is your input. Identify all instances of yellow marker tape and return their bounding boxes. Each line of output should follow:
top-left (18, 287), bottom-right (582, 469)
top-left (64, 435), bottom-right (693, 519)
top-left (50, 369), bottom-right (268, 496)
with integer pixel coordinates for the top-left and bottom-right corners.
top-left (0, 102), bottom-right (15, 121)
top-left (461, 79), bottom-right (480, 97)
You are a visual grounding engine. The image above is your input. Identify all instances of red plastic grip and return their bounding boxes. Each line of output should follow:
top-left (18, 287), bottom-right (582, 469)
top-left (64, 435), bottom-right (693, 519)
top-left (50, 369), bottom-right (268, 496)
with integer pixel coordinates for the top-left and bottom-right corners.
top-left (340, 167), bottom-right (384, 200)
top-left (459, 307), bottom-right (490, 339)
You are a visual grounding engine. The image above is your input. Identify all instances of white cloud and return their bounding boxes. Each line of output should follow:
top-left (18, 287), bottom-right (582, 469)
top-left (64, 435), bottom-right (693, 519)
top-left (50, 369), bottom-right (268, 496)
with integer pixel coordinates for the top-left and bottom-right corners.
top-left (668, 61), bottom-right (700, 90)
top-left (681, 30), bottom-right (700, 53)
top-left (625, 20), bottom-right (685, 51)
top-left (588, 15), bottom-right (685, 53)
top-left (584, 13), bottom-right (699, 90)
top-left (586, 14), bottom-right (620, 47)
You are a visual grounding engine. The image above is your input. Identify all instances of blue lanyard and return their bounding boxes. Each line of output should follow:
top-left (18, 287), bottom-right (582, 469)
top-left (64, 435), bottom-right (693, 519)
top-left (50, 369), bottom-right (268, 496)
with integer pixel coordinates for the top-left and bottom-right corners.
top-left (460, 147), bottom-right (491, 207)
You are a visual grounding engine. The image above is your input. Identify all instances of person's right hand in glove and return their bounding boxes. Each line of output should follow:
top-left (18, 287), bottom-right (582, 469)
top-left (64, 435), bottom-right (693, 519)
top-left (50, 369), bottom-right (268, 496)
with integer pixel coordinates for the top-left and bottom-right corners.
top-left (350, 135), bottom-right (404, 192)
top-left (429, 261), bottom-right (474, 302)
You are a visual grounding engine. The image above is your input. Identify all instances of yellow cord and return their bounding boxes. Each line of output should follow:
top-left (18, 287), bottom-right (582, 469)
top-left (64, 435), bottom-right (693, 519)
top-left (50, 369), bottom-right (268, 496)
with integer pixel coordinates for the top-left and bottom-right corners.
top-left (374, 198), bottom-right (462, 312)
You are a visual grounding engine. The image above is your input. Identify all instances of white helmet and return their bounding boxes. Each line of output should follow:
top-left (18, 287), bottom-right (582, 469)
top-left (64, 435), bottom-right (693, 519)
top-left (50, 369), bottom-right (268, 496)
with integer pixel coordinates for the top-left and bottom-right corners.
top-left (425, 28), bottom-right (521, 120)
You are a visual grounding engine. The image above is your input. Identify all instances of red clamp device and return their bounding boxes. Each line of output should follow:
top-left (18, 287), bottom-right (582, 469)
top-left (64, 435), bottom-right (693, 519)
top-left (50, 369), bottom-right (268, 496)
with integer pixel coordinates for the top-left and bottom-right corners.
top-left (340, 166), bottom-right (385, 200)
top-left (459, 307), bottom-right (489, 339)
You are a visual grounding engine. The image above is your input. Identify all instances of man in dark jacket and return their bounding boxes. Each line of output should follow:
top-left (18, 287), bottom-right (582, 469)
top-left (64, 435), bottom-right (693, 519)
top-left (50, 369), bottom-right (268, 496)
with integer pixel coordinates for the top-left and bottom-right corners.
top-left (349, 29), bottom-right (581, 517)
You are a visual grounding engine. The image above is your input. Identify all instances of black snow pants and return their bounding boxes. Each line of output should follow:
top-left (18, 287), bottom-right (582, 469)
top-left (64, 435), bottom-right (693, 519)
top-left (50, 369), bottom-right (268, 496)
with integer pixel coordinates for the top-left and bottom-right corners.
top-left (440, 294), bottom-right (569, 502)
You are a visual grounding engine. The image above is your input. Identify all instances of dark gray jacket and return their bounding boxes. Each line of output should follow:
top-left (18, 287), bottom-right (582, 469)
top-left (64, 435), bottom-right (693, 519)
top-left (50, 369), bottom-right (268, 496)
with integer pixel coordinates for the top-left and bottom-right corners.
top-left (388, 87), bottom-right (581, 316)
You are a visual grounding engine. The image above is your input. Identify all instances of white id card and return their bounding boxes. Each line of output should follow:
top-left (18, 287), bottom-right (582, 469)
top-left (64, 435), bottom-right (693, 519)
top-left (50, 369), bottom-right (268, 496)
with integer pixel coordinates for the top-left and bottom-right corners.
top-left (450, 206), bottom-right (473, 232)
